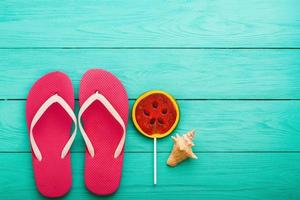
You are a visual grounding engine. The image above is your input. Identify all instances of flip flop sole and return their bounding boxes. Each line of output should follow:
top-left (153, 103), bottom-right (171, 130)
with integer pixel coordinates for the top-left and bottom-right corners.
top-left (26, 72), bottom-right (74, 198)
top-left (79, 69), bottom-right (129, 195)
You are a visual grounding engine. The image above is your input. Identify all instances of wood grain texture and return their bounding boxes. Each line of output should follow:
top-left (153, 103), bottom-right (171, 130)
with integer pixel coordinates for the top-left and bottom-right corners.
top-left (0, 0), bottom-right (300, 47)
top-left (1, 49), bottom-right (300, 99)
top-left (0, 0), bottom-right (299, 199)
top-left (1, 100), bottom-right (300, 152)
top-left (0, 153), bottom-right (299, 200)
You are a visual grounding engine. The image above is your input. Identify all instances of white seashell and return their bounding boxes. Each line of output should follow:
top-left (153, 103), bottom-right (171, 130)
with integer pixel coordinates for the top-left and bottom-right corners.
top-left (167, 130), bottom-right (197, 167)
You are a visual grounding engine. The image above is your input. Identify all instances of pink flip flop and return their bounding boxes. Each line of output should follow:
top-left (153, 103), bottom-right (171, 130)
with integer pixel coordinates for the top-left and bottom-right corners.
top-left (26, 72), bottom-right (77, 198)
top-left (78, 69), bottom-right (129, 195)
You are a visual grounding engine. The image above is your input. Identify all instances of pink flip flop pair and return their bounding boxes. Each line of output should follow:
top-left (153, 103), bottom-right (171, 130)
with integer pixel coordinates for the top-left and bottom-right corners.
top-left (26, 69), bottom-right (129, 197)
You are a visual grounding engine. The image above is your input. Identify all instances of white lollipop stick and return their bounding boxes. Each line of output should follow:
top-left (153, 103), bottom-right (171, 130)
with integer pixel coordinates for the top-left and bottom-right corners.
top-left (154, 137), bottom-right (157, 185)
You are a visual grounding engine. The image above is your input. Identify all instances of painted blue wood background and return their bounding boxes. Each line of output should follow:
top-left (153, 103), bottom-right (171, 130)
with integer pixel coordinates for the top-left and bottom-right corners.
top-left (0, 0), bottom-right (300, 199)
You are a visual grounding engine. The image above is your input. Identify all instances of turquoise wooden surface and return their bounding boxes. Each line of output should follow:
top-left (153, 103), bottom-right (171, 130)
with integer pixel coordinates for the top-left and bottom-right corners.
top-left (0, 1), bottom-right (300, 200)
top-left (0, 0), bottom-right (300, 47)
top-left (1, 153), bottom-right (300, 200)
top-left (1, 50), bottom-right (300, 99)
top-left (1, 100), bottom-right (300, 152)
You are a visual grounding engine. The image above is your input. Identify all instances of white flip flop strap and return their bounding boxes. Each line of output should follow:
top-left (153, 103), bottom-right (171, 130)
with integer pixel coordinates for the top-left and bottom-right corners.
top-left (78, 91), bottom-right (126, 158)
top-left (29, 94), bottom-right (77, 161)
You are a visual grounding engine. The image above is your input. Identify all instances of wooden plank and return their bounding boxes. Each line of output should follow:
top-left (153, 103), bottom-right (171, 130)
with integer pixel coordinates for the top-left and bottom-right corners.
top-left (1, 100), bottom-right (300, 152)
top-left (0, 0), bottom-right (299, 47)
top-left (0, 153), bottom-right (299, 199)
top-left (1, 49), bottom-right (300, 99)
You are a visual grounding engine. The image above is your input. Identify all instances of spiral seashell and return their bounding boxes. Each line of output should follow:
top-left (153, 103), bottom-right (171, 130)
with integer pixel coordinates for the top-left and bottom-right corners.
top-left (167, 130), bottom-right (197, 167)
